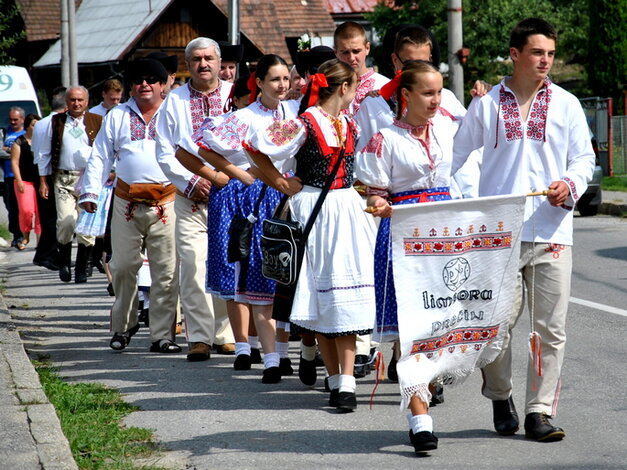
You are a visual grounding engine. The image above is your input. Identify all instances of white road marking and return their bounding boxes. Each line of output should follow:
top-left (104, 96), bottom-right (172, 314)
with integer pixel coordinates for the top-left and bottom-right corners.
top-left (570, 297), bottom-right (627, 317)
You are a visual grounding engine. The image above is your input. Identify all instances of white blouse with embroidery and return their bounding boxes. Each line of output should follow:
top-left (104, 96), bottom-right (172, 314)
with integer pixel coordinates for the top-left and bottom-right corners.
top-left (249, 106), bottom-right (355, 163)
top-left (452, 78), bottom-right (595, 245)
top-left (355, 112), bottom-right (458, 194)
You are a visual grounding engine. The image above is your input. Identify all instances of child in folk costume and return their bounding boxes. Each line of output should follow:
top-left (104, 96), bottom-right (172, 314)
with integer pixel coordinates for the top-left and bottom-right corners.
top-left (246, 59), bottom-right (377, 412)
top-left (176, 54), bottom-right (300, 384)
top-left (355, 61), bottom-right (458, 453)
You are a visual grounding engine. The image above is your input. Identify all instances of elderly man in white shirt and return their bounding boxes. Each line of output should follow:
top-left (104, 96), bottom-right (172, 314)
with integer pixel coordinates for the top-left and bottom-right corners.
top-left (452, 18), bottom-right (595, 442)
top-left (38, 86), bottom-right (102, 283)
top-left (81, 59), bottom-right (180, 354)
top-left (156, 37), bottom-right (235, 362)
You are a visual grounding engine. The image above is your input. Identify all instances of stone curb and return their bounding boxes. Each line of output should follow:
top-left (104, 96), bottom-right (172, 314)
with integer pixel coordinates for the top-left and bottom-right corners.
top-left (0, 256), bottom-right (78, 470)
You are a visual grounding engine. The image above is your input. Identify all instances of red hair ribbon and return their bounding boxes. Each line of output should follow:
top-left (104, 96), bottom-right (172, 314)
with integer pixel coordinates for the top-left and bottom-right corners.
top-left (247, 72), bottom-right (257, 104)
top-left (307, 73), bottom-right (329, 107)
top-left (379, 70), bottom-right (402, 101)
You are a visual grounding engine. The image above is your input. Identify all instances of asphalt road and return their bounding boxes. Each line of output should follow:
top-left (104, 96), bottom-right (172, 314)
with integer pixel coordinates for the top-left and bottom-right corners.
top-left (3, 213), bottom-right (627, 470)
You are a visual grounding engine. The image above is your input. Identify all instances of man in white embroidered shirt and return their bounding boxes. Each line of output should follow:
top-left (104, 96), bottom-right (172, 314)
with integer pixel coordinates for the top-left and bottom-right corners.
top-left (80, 59), bottom-right (179, 354)
top-left (452, 18), bottom-right (594, 442)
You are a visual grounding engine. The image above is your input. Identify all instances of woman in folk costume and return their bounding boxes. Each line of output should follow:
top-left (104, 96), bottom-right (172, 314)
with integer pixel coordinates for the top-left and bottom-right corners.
top-left (246, 59), bottom-right (377, 412)
top-left (355, 60), bottom-right (458, 454)
top-left (176, 54), bottom-right (299, 384)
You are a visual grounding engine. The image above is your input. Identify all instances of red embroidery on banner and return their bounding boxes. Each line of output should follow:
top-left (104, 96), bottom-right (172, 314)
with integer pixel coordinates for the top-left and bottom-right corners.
top-left (363, 132), bottom-right (384, 158)
top-left (266, 119), bottom-right (300, 146)
top-left (410, 325), bottom-right (500, 355)
top-left (404, 232), bottom-right (513, 256)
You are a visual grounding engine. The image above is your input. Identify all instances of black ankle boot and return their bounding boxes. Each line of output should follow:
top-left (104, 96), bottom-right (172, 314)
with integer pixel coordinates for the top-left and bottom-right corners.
top-left (58, 243), bottom-right (72, 282)
top-left (75, 243), bottom-right (92, 283)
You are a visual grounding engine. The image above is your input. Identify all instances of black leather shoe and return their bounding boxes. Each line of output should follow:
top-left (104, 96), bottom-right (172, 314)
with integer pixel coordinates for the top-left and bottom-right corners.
top-left (524, 413), bottom-right (565, 441)
top-left (279, 357), bottom-right (294, 376)
top-left (328, 389), bottom-right (339, 407)
top-left (353, 354), bottom-right (370, 378)
top-left (261, 366), bottom-right (281, 384)
top-left (388, 355), bottom-right (398, 382)
top-left (233, 353), bottom-right (252, 370)
top-left (409, 430), bottom-right (438, 454)
top-left (492, 397), bottom-right (519, 435)
top-left (59, 265), bottom-right (71, 282)
top-left (336, 391), bottom-right (357, 412)
top-left (298, 356), bottom-right (317, 386)
top-left (250, 347), bottom-right (262, 364)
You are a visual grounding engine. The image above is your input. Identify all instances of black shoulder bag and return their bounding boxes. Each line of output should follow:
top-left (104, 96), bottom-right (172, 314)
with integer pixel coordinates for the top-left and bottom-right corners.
top-left (262, 147), bottom-right (346, 321)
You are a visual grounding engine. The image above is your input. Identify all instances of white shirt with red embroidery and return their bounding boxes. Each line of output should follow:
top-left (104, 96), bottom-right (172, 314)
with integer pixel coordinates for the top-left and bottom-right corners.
top-left (355, 113), bottom-right (458, 194)
top-left (452, 77), bottom-right (595, 245)
top-left (156, 80), bottom-right (233, 197)
top-left (80, 98), bottom-right (169, 205)
top-left (179, 99), bottom-right (300, 174)
top-left (248, 106), bottom-right (354, 162)
top-left (348, 68), bottom-right (389, 116)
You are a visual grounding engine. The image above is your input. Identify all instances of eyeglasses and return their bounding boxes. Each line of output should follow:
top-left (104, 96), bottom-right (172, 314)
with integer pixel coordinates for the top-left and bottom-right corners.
top-left (132, 76), bottom-right (160, 85)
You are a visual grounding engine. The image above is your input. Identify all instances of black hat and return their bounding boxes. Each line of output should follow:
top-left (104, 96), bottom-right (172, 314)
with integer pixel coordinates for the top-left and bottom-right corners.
top-left (296, 45), bottom-right (336, 78)
top-left (381, 24), bottom-right (441, 77)
top-left (145, 52), bottom-right (178, 74)
top-left (126, 58), bottom-right (169, 85)
top-left (218, 42), bottom-right (244, 63)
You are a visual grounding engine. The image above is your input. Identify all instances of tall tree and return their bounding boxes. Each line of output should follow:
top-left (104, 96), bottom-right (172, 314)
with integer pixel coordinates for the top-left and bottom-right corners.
top-left (0, 0), bottom-right (25, 64)
top-left (588, 0), bottom-right (627, 113)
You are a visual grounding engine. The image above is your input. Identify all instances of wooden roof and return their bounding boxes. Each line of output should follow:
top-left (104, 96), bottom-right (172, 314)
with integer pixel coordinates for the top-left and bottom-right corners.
top-left (15, 0), bottom-right (83, 42)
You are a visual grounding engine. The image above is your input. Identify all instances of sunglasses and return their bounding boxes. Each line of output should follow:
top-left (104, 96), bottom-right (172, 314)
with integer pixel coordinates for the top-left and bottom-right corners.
top-left (132, 76), bottom-right (160, 85)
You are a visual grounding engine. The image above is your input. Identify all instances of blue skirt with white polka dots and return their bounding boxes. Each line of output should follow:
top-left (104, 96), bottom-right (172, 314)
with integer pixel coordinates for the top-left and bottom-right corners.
top-left (205, 178), bottom-right (246, 300)
top-left (374, 187), bottom-right (451, 342)
top-left (235, 179), bottom-right (282, 304)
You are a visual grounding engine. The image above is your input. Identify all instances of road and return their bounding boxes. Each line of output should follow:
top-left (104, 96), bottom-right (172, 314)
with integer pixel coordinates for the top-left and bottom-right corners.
top-left (2, 214), bottom-right (626, 470)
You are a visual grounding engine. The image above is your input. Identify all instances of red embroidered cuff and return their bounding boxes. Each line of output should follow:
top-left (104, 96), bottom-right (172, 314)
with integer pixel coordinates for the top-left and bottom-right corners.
top-left (242, 140), bottom-right (263, 156)
top-left (184, 175), bottom-right (200, 198)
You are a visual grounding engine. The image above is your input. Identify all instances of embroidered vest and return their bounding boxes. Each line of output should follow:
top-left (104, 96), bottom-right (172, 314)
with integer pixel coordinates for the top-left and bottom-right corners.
top-left (51, 112), bottom-right (102, 173)
top-left (295, 112), bottom-right (357, 190)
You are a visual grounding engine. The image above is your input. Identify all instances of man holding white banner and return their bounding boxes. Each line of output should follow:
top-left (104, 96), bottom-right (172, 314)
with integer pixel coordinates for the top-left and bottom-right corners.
top-left (452, 18), bottom-right (595, 442)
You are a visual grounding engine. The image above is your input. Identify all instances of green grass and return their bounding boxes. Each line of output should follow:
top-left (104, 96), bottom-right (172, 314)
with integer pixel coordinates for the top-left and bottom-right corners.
top-left (602, 176), bottom-right (627, 192)
top-left (35, 362), bottom-right (166, 470)
top-left (0, 223), bottom-right (10, 241)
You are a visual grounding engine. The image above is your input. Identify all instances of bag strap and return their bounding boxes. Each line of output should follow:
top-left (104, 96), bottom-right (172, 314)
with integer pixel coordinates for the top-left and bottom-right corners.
top-left (301, 145), bottom-right (346, 242)
top-left (247, 184), bottom-right (268, 222)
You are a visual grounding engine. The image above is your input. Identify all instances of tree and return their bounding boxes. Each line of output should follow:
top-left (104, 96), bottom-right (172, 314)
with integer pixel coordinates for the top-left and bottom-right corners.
top-left (366, 0), bottom-right (590, 101)
top-left (588, 0), bottom-right (627, 113)
top-left (0, 0), bottom-right (25, 65)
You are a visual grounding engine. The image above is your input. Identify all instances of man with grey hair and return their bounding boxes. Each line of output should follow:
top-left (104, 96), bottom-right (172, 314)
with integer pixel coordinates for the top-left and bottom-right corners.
top-left (2, 106), bottom-right (26, 247)
top-left (156, 37), bottom-right (235, 361)
top-left (38, 86), bottom-right (102, 283)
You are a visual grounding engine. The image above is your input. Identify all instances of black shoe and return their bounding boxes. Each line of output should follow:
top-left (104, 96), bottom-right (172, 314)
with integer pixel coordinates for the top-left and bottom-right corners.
top-left (353, 354), bottom-right (370, 378)
top-left (388, 355), bottom-right (398, 382)
top-left (74, 243), bottom-right (91, 283)
top-left (298, 356), bottom-right (317, 386)
top-left (34, 259), bottom-right (60, 271)
top-left (262, 366), bottom-right (281, 384)
top-left (336, 391), bottom-right (357, 412)
top-left (107, 283), bottom-right (115, 297)
top-left (524, 413), bottom-right (565, 442)
top-left (492, 397), bottom-right (519, 435)
top-left (138, 308), bottom-right (149, 326)
top-left (429, 383), bottom-right (444, 407)
top-left (409, 430), bottom-right (438, 454)
top-left (75, 270), bottom-right (87, 283)
top-left (314, 351), bottom-right (325, 368)
top-left (59, 265), bottom-right (71, 282)
top-left (149, 339), bottom-right (182, 353)
top-left (233, 354), bottom-right (252, 370)
top-left (324, 376), bottom-right (330, 392)
top-left (329, 389), bottom-right (339, 407)
top-left (279, 357), bottom-right (294, 376)
top-left (109, 323), bottom-right (140, 351)
top-left (250, 348), bottom-right (262, 364)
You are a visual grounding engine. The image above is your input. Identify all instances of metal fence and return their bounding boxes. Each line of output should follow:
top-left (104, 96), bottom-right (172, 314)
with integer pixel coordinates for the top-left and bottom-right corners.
top-left (612, 115), bottom-right (627, 175)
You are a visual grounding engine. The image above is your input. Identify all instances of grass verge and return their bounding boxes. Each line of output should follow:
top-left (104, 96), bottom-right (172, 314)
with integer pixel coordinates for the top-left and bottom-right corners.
top-left (0, 223), bottom-right (11, 241)
top-left (35, 360), bottom-right (166, 470)
top-left (603, 176), bottom-right (627, 192)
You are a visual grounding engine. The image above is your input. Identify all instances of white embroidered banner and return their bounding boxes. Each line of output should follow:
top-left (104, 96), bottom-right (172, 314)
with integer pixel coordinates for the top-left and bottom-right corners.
top-left (390, 195), bottom-right (525, 406)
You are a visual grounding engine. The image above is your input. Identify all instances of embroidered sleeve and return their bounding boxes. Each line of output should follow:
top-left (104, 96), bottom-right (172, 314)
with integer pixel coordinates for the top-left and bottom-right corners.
top-left (184, 174), bottom-right (200, 198)
top-left (266, 119), bottom-right (301, 146)
top-left (249, 118), bottom-right (306, 161)
top-left (354, 131), bottom-right (392, 190)
top-left (202, 112), bottom-right (248, 156)
top-left (362, 132), bottom-right (384, 158)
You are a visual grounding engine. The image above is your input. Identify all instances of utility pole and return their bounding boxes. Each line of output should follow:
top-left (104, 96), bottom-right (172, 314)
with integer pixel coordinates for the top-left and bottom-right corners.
top-left (228, 0), bottom-right (240, 45)
top-left (68, 0), bottom-right (78, 85)
top-left (447, 0), bottom-right (464, 102)
top-left (60, 0), bottom-right (69, 87)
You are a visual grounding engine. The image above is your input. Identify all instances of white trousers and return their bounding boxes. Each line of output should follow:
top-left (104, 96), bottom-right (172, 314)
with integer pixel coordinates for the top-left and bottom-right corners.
top-left (482, 242), bottom-right (571, 416)
top-left (54, 171), bottom-right (94, 246)
top-left (175, 196), bottom-right (233, 346)
top-left (109, 197), bottom-right (178, 342)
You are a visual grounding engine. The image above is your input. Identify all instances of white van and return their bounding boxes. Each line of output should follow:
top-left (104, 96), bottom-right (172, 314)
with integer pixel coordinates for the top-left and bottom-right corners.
top-left (0, 65), bottom-right (42, 130)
